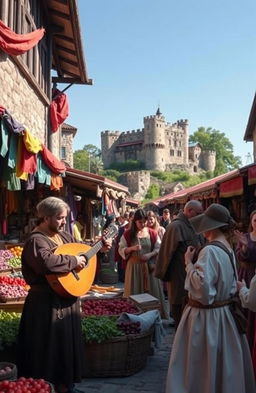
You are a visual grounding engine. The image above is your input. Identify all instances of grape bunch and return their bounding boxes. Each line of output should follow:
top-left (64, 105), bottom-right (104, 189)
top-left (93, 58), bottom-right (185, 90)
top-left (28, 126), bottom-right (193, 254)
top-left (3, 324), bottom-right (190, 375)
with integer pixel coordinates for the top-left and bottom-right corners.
top-left (117, 321), bottom-right (141, 335)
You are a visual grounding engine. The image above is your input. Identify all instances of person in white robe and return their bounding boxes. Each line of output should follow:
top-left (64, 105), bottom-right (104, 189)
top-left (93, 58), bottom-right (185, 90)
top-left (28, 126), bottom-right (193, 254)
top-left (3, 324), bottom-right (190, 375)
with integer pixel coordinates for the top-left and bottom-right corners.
top-left (165, 203), bottom-right (255, 393)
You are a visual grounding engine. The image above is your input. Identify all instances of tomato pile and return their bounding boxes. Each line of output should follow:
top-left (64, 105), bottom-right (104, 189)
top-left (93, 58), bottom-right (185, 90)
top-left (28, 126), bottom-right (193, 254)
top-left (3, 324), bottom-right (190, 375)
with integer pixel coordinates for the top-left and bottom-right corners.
top-left (0, 377), bottom-right (51, 393)
top-left (0, 276), bottom-right (26, 287)
top-left (81, 298), bottom-right (139, 316)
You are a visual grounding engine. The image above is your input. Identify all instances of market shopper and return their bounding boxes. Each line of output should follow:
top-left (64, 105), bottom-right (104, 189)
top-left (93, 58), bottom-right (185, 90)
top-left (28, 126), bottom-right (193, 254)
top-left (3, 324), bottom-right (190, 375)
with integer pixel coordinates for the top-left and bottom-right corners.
top-left (147, 210), bottom-right (165, 240)
top-left (159, 208), bottom-right (171, 229)
top-left (238, 275), bottom-right (256, 377)
top-left (118, 208), bottom-right (168, 318)
top-left (155, 200), bottom-right (205, 329)
top-left (235, 210), bottom-right (256, 377)
top-left (17, 196), bottom-right (111, 393)
top-left (166, 203), bottom-right (255, 393)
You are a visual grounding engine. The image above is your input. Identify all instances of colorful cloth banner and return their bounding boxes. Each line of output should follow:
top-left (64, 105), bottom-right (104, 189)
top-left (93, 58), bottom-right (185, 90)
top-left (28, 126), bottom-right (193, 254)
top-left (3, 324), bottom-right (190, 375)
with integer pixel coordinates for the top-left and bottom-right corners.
top-left (0, 19), bottom-right (45, 56)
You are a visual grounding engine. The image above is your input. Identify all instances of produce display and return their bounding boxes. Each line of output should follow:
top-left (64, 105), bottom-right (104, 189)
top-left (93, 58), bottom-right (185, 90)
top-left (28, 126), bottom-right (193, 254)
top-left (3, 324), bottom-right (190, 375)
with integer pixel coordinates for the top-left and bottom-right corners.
top-left (0, 284), bottom-right (28, 301)
top-left (0, 250), bottom-right (22, 271)
top-left (81, 315), bottom-right (122, 343)
top-left (117, 321), bottom-right (141, 335)
top-left (0, 310), bottom-right (20, 349)
top-left (0, 377), bottom-right (52, 393)
top-left (7, 247), bottom-right (23, 258)
top-left (7, 257), bottom-right (21, 269)
top-left (0, 276), bottom-right (28, 302)
top-left (81, 298), bottom-right (140, 316)
top-left (0, 251), bottom-right (14, 271)
top-left (0, 277), bottom-right (26, 287)
top-left (81, 315), bottom-right (142, 343)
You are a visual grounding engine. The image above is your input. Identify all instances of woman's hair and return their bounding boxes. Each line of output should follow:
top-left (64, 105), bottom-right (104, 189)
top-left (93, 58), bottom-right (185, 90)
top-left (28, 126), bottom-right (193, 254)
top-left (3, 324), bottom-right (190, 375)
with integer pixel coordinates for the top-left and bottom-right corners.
top-left (248, 210), bottom-right (256, 233)
top-left (130, 208), bottom-right (147, 243)
top-left (36, 197), bottom-right (70, 223)
top-left (147, 210), bottom-right (160, 230)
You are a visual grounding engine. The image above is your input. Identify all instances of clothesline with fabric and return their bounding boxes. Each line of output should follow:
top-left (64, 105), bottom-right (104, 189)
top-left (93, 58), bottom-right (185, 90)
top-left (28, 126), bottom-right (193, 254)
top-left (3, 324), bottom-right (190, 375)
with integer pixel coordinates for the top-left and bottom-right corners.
top-left (0, 106), bottom-right (66, 191)
top-left (0, 19), bottom-right (45, 56)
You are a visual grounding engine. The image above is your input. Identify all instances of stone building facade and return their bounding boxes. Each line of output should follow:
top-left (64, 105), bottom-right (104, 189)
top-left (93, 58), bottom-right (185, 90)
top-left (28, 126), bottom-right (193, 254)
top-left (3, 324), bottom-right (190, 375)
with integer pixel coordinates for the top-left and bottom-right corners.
top-left (0, 0), bottom-right (90, 160)
top-left (60, 123), bottom-right (77, 167)
top-left (101, 108), bottom-right (216, 173)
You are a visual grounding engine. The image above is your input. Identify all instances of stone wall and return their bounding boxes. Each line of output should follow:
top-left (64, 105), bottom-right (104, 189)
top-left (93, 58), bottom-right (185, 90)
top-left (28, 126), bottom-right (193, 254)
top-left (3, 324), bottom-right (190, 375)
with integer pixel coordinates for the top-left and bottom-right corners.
top-left (0, 54), bottom-right (60, 158)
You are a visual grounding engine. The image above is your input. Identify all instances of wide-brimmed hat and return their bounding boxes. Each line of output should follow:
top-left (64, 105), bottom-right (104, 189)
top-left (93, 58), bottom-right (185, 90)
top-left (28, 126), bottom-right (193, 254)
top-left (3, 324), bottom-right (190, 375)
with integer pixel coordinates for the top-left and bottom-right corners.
top-left (190, 203), bottom-right (234, 234)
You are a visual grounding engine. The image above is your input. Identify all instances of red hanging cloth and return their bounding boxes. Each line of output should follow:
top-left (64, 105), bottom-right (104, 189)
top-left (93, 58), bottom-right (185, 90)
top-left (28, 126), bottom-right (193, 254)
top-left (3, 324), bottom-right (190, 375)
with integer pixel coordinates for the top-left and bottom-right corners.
top-left (0, 19), bottom-right (45, 56)
top-left (41, 144), bottom-right (66, 174)
top-left (50, 89), bottom-right (69, 132)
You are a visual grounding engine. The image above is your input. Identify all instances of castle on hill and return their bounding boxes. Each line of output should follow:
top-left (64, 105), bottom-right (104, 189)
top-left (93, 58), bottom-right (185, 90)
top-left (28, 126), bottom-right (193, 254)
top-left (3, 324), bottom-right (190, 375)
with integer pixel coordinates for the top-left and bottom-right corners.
top-left (101, 108), bottom-right (216, 173)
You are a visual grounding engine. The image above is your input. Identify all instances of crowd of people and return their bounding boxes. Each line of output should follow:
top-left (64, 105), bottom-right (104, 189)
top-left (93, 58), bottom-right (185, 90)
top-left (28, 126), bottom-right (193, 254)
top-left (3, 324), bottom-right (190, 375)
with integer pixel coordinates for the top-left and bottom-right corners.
top-left (17, 196), bottom-right (256, 393)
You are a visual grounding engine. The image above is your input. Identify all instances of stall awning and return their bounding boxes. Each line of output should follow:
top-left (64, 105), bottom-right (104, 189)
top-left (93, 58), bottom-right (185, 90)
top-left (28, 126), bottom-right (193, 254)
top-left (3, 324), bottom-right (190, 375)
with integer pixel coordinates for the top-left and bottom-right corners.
top-left (150, 169), bottom-right (239, 207)
top-left (219, 176), bottom-right (243, 198)
top-left (65, 168), bottom-right (129, 198)
top-left (248, 165), bottom-right (256, 185)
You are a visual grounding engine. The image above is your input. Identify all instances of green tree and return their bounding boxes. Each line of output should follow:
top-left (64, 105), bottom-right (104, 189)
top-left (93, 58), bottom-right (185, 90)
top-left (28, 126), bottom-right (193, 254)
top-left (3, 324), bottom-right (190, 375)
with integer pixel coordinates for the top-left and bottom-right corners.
top-left (144, 184), bottom-right (161, 200)
top-left (189, 127), bottom-right (242, 175)
top-left (73, 149), bottom-right (89, 171)
top-left (73, 144), bottom-right (103, 174)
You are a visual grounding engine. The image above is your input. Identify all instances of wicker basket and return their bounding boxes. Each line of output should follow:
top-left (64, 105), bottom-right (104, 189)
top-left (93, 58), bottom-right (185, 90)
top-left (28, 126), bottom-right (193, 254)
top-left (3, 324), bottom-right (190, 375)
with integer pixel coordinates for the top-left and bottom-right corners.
top-left (83, 328), bottom-right (154, 377)
top-left (0, 362), bottom-right (17, 380)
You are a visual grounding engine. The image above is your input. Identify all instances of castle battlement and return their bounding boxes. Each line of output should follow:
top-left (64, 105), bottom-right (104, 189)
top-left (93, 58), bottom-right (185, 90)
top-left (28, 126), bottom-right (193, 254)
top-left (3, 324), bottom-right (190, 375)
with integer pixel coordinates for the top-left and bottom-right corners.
top-left (101, 130), bottom-right (120, 136)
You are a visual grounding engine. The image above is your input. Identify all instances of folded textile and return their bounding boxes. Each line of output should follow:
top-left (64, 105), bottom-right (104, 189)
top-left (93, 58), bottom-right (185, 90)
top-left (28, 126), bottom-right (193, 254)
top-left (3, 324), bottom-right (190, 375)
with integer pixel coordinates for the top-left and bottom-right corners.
top-left (117, 309), bottom-right (165, 348)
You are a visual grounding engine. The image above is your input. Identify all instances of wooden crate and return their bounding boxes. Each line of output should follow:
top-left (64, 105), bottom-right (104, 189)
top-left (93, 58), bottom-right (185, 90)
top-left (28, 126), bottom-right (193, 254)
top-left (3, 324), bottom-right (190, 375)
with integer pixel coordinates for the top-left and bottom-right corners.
top-left (129, 293), bottom-right (161, 313)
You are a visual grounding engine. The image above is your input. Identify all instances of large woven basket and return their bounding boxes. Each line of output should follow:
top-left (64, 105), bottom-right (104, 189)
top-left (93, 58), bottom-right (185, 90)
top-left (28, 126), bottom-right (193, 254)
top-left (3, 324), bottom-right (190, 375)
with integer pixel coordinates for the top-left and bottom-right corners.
top-left (83, 328), bottom-right (154, 377)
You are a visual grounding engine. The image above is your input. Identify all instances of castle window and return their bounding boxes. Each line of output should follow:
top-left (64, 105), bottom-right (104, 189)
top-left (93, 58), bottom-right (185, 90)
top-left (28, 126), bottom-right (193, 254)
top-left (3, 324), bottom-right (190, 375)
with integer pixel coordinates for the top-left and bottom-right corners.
top-left (177, 151), bottom-right (182, 157)
top-left (170, 150), bottom-right (174, 156)
top-left (61, 146), bottom-right (66, 160)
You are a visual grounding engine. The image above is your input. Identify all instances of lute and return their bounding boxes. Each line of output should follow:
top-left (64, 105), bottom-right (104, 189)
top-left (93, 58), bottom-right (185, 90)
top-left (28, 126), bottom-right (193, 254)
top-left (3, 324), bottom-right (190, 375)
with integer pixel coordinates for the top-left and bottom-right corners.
top-left (46, 225), bottom-right (118, 298)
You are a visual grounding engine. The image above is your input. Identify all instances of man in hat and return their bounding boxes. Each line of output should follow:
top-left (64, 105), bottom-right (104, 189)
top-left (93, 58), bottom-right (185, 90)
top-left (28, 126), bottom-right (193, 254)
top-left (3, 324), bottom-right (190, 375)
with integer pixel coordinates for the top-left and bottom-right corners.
top-left (155, 200), bottom-right (205, 328)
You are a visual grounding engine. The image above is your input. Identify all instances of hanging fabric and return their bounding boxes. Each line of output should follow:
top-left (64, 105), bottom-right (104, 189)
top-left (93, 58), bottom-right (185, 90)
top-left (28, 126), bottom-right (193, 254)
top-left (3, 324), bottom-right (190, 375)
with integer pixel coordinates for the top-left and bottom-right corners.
top-left (50, 89), bottom-right (69, 132)
top-left (0, 19), bottom-right (45, 56)
top-left (41, 144), bottom-right (66, 174)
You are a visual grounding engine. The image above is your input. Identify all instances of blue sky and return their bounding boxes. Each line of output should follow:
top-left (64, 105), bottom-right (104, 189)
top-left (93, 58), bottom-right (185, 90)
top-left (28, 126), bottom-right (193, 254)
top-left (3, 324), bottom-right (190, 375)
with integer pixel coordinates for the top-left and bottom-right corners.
top-left (67, 0), bottom-right (256, 166)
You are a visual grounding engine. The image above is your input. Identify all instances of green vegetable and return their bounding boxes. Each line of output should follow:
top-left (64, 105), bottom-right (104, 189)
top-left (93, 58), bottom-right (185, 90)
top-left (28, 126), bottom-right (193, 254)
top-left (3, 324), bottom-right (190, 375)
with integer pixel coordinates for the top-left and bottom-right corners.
top-left (81, 316), bottom-right (122, 343)
top-left (0, 310), bottom-right (20, 349)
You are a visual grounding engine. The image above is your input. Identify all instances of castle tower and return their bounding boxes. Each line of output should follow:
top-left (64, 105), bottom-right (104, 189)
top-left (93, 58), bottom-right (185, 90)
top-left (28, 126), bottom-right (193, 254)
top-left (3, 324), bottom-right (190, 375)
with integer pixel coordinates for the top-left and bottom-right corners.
top-left (177, 119), bottom-right (189, 165)
top-left (199, 150), bottom-right (216, 172)
top-left (143, 107), bottom-right (166, 170)
top-left (101, 131), bottom-right (120, 168)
